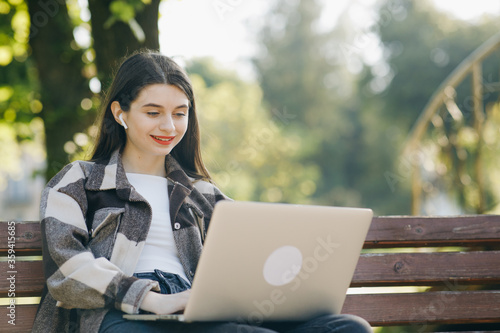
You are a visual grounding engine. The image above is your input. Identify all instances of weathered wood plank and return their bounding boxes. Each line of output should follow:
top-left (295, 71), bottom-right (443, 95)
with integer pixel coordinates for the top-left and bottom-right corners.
top-left (0, 221), bottom-right (41, 254)
top-left (3, 251), bottom-right (499, 297)
top-left (351, 251), bottom-right (500, 286)
top-left (342, 291), bottom-right (500, 326)
top-left (365, 215), bottom-right (500, 248)
top-left (0, 261), bottom-right (44, 297)
top-left (0, 304), bottom-right (37, 333)
top-left (3, 216), bottom-right (500, 252)
top-left (1, 300), bottom-right (499, 332)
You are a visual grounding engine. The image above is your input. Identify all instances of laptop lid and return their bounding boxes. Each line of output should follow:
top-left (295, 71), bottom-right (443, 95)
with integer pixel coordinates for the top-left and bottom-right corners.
top-left (182, 200), bottom-right (373, 323)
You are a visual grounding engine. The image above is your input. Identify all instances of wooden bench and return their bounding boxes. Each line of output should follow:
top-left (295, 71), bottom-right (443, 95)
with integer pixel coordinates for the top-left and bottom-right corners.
top-left (1, 216), bottom-right (500, 332)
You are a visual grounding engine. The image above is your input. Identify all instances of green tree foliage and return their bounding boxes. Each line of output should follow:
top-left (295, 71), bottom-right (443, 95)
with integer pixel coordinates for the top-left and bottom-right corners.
top-left (0, 0), bottom-right (161, 182)
top-left (359, 0), bottom-right (500, 213)
top-left (3, 0), bottom-right (500, 217)
top-left (0, 0), bottom-right (44, 189)
top-left (368, 0), bottom-right (500, 128)
top-left (253, 0), bottom-right (366, 209)
top-left (253, 0), bottom-right (500, 214)
top-left (187, 58), bottom-right (320, 203)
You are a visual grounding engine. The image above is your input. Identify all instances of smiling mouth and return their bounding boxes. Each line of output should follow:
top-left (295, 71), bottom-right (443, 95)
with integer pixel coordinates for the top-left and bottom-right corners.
top-left (151, 135), bottom-right (175, 145)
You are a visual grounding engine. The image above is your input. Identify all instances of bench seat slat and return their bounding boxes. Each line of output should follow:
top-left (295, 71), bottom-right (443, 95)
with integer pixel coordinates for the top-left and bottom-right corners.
top-left (1, 302), bottom-right (498, 332)
top-left (365, 216), bottom-right (500, 248)
top-left (0, 304), bottom-right (37, 333)
top-left (351, 250), bottom-right (500, 286)
top-left (342, 290), bottom-right (500, 326)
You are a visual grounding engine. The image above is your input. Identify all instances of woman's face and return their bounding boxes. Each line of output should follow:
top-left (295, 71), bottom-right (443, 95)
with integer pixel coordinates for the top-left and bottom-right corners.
top-left (116, 84), bottom-right (189, 159)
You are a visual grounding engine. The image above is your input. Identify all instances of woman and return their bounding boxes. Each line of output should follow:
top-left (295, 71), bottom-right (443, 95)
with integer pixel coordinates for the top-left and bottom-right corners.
top-left (32, 51), bottom-right (372, 332)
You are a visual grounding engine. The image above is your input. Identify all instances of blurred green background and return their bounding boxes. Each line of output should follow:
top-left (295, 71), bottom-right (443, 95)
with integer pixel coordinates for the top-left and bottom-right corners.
top-left (1, 0), bottom-right (500, 220)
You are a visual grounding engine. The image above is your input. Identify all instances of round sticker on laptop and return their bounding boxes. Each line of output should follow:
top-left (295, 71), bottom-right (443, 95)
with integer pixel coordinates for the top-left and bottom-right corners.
top-left (263, 245), bottom-right (303, 286)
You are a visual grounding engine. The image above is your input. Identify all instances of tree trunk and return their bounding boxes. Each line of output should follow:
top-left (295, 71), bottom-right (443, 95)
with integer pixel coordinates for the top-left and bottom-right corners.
top-left (26, 0), bottom-right (161, 180)
top-left (88, 0), bottom-right (161, 90)
top-left (26, 0), bottom-right (92, 180)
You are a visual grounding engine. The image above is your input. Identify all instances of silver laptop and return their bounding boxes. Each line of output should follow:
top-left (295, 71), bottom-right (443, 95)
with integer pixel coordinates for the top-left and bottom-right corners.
top-left (124, 200), bottom-right (373, 323)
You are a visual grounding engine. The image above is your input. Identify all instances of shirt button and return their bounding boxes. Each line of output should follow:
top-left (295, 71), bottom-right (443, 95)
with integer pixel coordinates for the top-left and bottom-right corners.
top-left (189, 270), bottom-right (194, 276)
top-left (174, 222), bottom-right (181, 230)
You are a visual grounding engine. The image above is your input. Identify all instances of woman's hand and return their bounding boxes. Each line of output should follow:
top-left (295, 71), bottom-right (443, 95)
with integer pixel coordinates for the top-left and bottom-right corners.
top-left (140, 289), bottom-right (191, 315)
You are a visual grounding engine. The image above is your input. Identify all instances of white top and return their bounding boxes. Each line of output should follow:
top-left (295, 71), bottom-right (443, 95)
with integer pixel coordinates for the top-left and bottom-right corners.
top-left (126, 173), bottom-right (189, 282)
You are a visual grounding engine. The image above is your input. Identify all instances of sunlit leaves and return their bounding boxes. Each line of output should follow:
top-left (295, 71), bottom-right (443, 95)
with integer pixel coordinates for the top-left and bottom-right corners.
top-left (11, 7), bottom-right (28, 43)
top-left (0, 46), bottom-right (13, 66)
top-left (108, 0), bottom-right (136, 23)
top-left (0, 86), bottom-right (13, 102)
top-left (104, 0), bottom-right (146, 42)
top-left (189, 59), bottom-right (320, 204)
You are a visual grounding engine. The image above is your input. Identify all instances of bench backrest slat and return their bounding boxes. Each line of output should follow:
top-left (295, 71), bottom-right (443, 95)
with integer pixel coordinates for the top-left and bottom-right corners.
top-left (0, 261), bottom-right (44, 297)
top-left (352, 250), bottom-right (500, 287)
top-left (2, 252), bottom-right (499, 296)
top-left (365, 216), bottom-right (500, 248)
top-left (0, 221), bottom-right (41, 254)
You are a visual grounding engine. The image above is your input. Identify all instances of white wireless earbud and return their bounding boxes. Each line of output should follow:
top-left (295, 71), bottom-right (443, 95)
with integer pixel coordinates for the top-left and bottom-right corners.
top-left (118, 113), bottom-right (128, 129)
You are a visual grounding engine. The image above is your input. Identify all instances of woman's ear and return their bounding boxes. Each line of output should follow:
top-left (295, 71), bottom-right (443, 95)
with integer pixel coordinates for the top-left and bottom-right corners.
top-left (111, 101), bottom-right (127, 129)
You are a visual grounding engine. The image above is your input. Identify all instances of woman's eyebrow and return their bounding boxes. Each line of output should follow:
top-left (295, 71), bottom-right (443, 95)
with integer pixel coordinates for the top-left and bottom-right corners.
top-left (175, 104), bottom-right (189, 109)
top-left (141, 103), bottom-right (163, 108)
top-left (141, 103), bottom-right (189, 109)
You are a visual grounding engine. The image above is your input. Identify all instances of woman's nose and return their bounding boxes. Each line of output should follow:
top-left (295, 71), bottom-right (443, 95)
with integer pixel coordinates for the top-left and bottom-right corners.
top-left (159, 115), bottom-right (175, 132)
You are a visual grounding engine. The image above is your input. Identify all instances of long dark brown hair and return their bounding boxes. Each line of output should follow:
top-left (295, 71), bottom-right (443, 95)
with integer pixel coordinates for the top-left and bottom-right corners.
top-left (89, 50), bottom-right (211, 180)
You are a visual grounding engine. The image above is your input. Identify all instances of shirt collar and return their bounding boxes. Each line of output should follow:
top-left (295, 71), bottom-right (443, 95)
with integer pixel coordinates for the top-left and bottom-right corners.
top-left (85, 149), bottom-right (194, 192)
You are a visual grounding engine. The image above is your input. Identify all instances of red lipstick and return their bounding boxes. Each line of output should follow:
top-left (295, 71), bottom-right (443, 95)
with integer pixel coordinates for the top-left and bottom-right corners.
top-left (151, 135), bottom-right (175, 145)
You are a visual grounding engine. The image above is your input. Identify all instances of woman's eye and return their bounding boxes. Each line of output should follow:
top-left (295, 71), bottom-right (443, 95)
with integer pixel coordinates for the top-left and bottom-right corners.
top-left (175, 113), bottom-right (187, 117)
top-left (147, 112), bottom-right (159, 116)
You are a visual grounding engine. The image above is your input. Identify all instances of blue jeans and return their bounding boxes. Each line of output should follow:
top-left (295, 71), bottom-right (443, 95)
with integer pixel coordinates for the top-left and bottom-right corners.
top-left (99, 270), bottom-right (372, 333)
